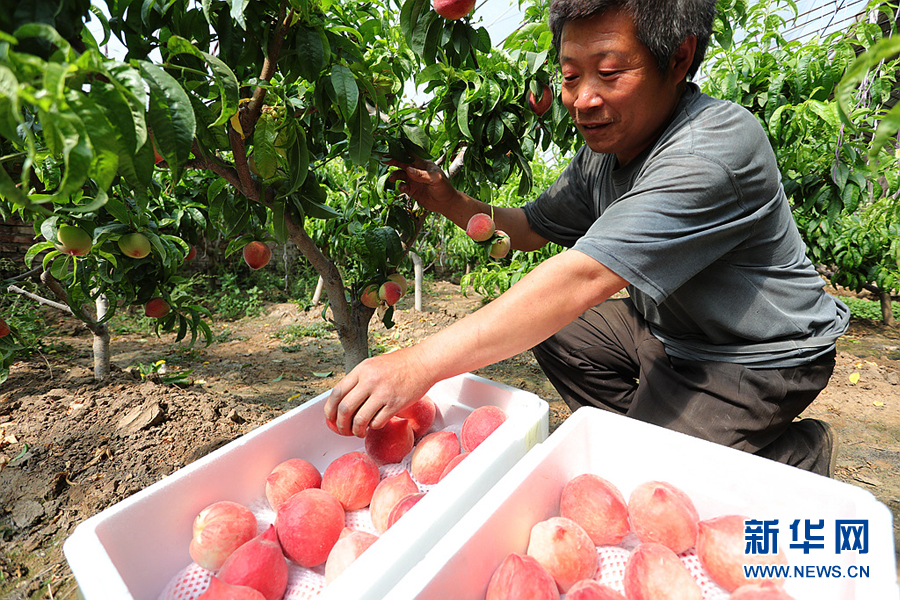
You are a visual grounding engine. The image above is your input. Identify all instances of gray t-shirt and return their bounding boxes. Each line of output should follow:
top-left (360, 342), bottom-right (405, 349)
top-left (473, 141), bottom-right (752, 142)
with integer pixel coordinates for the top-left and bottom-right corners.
top-left (523, 84), bottom-right (849, 368)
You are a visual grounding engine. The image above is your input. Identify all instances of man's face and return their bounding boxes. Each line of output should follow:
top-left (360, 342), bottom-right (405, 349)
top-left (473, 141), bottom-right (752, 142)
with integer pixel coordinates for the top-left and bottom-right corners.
top-left (559, 8), bottom-right (686, 166)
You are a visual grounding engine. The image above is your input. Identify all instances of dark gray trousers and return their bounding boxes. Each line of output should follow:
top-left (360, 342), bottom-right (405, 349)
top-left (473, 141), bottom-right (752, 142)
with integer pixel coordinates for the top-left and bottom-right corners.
top-left (532, 298), bottom-right (836, 474)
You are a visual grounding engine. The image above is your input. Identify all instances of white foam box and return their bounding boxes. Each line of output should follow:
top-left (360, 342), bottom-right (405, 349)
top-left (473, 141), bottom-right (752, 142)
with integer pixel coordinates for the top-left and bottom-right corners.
top-left (385, 406), bottom-right (899, 600)
top-left (63, 373), bottom-right (549, 600)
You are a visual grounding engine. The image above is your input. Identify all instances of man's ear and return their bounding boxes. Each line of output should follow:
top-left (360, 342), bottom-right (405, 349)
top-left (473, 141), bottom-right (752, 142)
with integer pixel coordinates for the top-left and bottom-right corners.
top-left (670, 35), bottom-right (698, 83)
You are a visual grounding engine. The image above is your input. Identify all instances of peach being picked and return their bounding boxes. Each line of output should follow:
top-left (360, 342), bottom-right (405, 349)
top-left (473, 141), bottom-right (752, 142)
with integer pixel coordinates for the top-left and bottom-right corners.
top-left (189, 500), bottom-right (258, 571)
top-left (560, 473), bottom-right (630, 546)
top-left (460, 405), bottom-right (507, 452)
top-left (386, 491), bottom-right (426, 529)
top-left (197, 576), bottom-right (266, 600)
top-left (410, 430), bottom-right (461, 485)
top-left (324, 528), bottom-right (379, 585)
top-left (489, 231), bottom-right (511, 259)
top-left (486, 553), bottom-right (560, 600)
top-left (623, 543), bottom-right (702, 600)
top-left (628, 480), bottom-right (699, 554)
top-left (526, 516), bottom-right (598, 593)
top-left (565, 579), bottom-right (627, 600)
top-left (369, 470), bottom-right (419, 533)
top-left (217, 525), bottom-right (288, 600)
top-left (465, 213), bottom-right (495, 241)
top-left (395, 395), bottom-right (436, 438)
top-left (697, 515), bottom-right (788, 592)
top-left (365, 417), bottom-right (415, 465)
top-left (321, 451), bottom-right (381, 510)
top-left (275, 487), bottom-right (345, 567)
top-left (265, 458), bottom-right (322, 511)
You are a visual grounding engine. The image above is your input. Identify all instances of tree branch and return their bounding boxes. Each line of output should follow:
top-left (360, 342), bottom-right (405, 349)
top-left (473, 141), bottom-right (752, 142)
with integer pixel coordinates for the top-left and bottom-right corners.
top-left (7, 285), bottom-right (72, 313)
top-left (244, 6), bottom-right (295, 140)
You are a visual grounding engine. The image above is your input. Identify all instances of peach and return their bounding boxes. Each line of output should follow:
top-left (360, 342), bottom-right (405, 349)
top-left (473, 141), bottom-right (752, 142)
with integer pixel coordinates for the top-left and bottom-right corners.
top-left (265, 458), bottom-right (322, 511)
top-left (623, 543), bottom-right (702, 600)
top-left (526, 516), bottom-right (598, 593)
top-left (386, 491), bottom-right (426, 528)
top-left (486, 553), bottom-right (560, 600)
top-left (528, 84), bottom-right (553, 117)
top-left (243, 241), bottom-right (271, 269)
top-left (729, 582), bottom-right (795, 599)
top-left (460, 405), bottom-right (507, 452)
top-left (566, 579), bottom-right (627, 600)
top-left (697, 515), bottom-right (788, 592)
top-left (197, 576), bottom-right (266, 600)
top-left (360, 284), bottom-right (380, 308)
top-left (144, 297), bottom-right (170, 319)
top-left (321, 451), bottom-right (380, 510)
top-left (396, 395), bottom-right (436, 438)
top-left (56, 224), bottom-right (92, 255)
top-left (410, 430), bottom-right (461, 485)
top-left (218, 525), bottom-right (288, 600)
top-left (378, 280), bottom-right (403, 306)
top-left (118, 232), bottom-right (151, 258)
top-left (387, 273), bottom-right (408, 296)
top-left (438, 451), bottom-right (468, 481)
top-left (275, 488), bottom-right (345, 567)
top-left (560, 474), bottom-right (630, 546)
top-left (324, 529), bottom-right (379, 585)
top-left (465, 213), bottom-right (495, 241)
top-left (185, 244), bottom-right (197, 261)
top-left (189, 501), bottom-right (257, 571)
top-left (628, 481), bottom-right (699, 554)
top-left (369, 470), bottom-right (419, 533)
top-left (365, 417), bottom-right (415, 465)
top-left (489, 231), bottom-right (511, 259)
top-left (0, 317), bottom-right (9, 338)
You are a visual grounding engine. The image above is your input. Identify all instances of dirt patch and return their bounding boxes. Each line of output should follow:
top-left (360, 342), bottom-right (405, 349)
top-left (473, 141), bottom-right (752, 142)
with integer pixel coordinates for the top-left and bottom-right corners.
top-left (1, 279), bottom-right (898, 598)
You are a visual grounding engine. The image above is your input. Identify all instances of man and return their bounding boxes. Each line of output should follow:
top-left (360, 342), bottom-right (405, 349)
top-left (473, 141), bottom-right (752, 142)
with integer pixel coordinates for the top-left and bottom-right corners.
top-left (324, 0), bottom-right (849, 476)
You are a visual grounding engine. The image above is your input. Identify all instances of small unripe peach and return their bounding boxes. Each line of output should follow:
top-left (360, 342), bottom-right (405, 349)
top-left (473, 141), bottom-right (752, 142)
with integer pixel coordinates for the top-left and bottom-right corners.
top-left (56, 225), bottom-right (92, 256)
top-left (466, 213), bottom-right (495, 242)
top-left (360, 284), bottom-right (380, 308)
top-left (490, 231), bottom-right (511, 259)
top-left (118, 232), bottom-right (152, 258)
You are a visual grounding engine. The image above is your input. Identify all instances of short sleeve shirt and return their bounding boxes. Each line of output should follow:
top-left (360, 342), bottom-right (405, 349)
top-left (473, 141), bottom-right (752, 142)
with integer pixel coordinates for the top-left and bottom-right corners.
top-left (522, 84), bottom-right (849, 367)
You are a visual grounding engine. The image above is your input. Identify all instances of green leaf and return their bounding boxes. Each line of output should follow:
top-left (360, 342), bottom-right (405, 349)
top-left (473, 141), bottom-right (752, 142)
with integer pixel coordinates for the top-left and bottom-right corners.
top-left (229, 0), bottom-right (249, 29)
top-left (294, 26), bottom-right (327, 82)
top-left (271, 201), bottom-right (289, 243)
top-left (138, 61), bottom-right (197, 182)
top-left (330, 64), bottom-right (358, 120)
top-left (166, 36), bottom-right (239, 128)
top-left (400, 0), bottom-right (430, 42)
top-left (348, 105), bottom-right (373, 166)
top-left (252, 114), bottom-right (278, 179)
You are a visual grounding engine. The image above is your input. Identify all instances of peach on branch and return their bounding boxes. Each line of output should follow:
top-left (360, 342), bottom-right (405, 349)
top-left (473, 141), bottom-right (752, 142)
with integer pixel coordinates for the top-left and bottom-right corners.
top-left (560, 474), bottom-right (630, 546)
top-left (565, 579), bottom-right (627, 600)
top-left (410, 430), bottom-right (461, 485)
top-left (433, 0), bottom-right (475, 20)
top-left (360, 284), bottom-right (380, 309)
top-left (364, 417), bottom-right (415, 465)
top-left (387, 273), bottom-right (408, 296)
top-left (185, 245), bottom-right (197, 261)
top-left (465, 213), bottom-right (496, 241)
top-left (56, 225), bottom-right (92, 256)
top-left (378, 280), bottom-right (403, 306)
top-left (324, 529), bottom-right (379, 585)
top-left (490, 231), bottom-right (511, 259)
top-left (526, 516), bottom-right (598, 593)
top-left (697, 515), bottom-right (788, 592)
top-left (628, 480), bottom-right (699, 554)
top-left (217, 525), bottom-right (288, 600)
top-left (0, 317), bottom-right (9, 338)
top-left (486, 553), bottom-right (560, 600)
top-left (188, 500), bottom-right (258, 571)
top-left (369, 470), bottom-right (419, 533)
top-left (623, 543), bottom-right (701, 600)
top-left (243, 241), bottom-right (272, 270)
top-left (395, 395), bottom-right (436, 438)
top-left (528, 84), bottom-right (553, 117)
top-left (265, 458), bottom-right (322, 511)
top-left (386, 491), bottom-right (426, 529)
top-left (144, 297), bottom-right (170, 319)
top-left (118, 232), bottom-right (152, 259)
top-left (275, 487), bottom-right (345, 567)
top-left (197, 576), bottom-right (266, 600)
top-left (460, 405), bottom-right (507, 452)
top-left (321, 451), bottom-right (381, 511)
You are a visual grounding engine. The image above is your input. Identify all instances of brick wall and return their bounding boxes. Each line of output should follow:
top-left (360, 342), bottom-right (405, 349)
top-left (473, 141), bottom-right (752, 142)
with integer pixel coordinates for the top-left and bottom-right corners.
top-left (0, 217), bottom-right (37, 264)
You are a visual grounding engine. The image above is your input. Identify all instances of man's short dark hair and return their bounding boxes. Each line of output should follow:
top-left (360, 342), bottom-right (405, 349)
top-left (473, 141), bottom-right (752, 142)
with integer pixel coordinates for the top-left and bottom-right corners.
top-left (549, 0), bottom-right (717, 80)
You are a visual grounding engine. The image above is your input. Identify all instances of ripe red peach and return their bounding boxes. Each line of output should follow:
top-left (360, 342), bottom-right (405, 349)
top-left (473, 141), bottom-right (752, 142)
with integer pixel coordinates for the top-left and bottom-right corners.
top-left (185, 244), bottom-right (197, 261)
top-left (396, 395), bottom-right (436, 438)
top-left (528, 84), bottom-right (553, 117)
top-left (526, 516), bottom-right (598, 593)
top-left (243, 241), bottom-right (271, 270)
top-left (410, 430), bottom-right (461, 485)
top-left (217, 525), bottom-right (288, 600)
top-left (324, 529), bottom-right (379, 585)
top-left (189, 501), bottom-right (257, 571)
top-left (465, 213), bottom-right (495, 242)
top-left (386, 492), bottom-right (426, 528)
top-left (360, 284), bottom-right (380, 308)
top-left (697, 515), bottom-right (788, 592)
top-left (321, 451), bottom-right (381, 510)
top-left (378, 280), bottom-right (403, 306)
top-left (144, 297), bottom-right (170, 319)
top-left (460, 405), bottom-right (507, 452)
top-left (623, 543), bottom-right (702, 600)
top-left (486, 553), bottom-right (560, 600)
top-left (197, 576), bottom-right (266, 600)
top-left (369, 470), bottom-right (419, 533)
top-left (275, 488), bottom-right (345, 567)
top-left (438, 451), bottom-right (468, 481)
top-left (118, 232), bottom-right (152, 258)
top-left (265, 458), bottom-right (322, 511)
top-left (560, 474), bottom-right (630, 546)
top-left (729, 582), bottom-right (796, 599)
top-left (365, 417), bottom-right (415, 465)
top-left (566, 579), bottom-right (627, 600)
top-left (628, 480), bottom-right (699, 554)
top-left (0, 317), bottom-right (10, 338)
top-left (387, 273), bottom-right (408, 296)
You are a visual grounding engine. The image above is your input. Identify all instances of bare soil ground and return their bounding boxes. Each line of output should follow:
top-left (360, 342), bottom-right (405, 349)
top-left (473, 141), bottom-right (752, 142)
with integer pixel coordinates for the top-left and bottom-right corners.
top-left (1, 279), bottom-right (899, 599)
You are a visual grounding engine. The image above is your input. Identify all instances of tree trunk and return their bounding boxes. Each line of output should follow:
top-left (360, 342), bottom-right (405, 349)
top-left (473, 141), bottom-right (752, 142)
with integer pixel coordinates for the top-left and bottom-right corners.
top-left (92, 294), bottom-right (111, 380)
top-left (335, 300), bottom-right (375, 371)
top-left (879, 291), bottom-right (896, 327)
